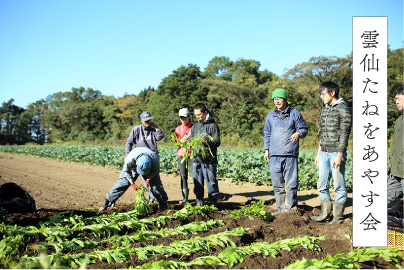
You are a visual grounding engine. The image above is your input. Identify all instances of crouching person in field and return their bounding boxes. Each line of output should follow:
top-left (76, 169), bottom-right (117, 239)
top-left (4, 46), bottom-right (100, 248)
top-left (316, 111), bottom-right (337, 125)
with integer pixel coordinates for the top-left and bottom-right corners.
top-left (99, 147), bottom-right (168, 211)
top-left (311, 81), bottom-right (352, 224)
top-left (264, 88), bottom-right (308, 215)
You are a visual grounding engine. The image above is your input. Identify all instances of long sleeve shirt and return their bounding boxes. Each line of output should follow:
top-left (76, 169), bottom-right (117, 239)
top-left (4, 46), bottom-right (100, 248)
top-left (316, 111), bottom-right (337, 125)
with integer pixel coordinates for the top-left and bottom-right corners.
top-left (125, 124), bottom-right (164, 155)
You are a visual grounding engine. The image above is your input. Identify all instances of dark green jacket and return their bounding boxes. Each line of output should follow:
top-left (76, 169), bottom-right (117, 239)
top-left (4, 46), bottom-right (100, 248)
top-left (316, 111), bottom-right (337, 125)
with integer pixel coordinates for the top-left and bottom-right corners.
top-left (319, 98), bottom-right (352, 153)
top-left (390, 113), bottom-right (404, 178)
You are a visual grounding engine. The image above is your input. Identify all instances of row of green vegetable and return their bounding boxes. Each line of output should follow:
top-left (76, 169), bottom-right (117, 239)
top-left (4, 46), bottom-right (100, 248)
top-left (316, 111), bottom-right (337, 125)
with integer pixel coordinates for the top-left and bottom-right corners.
top-left (0, 145), bottom-right (353, 190)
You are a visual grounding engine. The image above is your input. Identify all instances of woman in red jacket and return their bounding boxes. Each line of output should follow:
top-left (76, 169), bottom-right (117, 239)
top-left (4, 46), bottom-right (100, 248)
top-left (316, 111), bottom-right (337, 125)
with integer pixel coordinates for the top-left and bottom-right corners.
top-left (175, 108), bottom-right (193, 204)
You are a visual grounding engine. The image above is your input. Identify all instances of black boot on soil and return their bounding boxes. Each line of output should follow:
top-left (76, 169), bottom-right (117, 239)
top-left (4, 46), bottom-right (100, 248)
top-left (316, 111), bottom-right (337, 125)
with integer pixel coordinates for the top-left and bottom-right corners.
top-left (272, 193), bottom-right (286, 216)
top-left (196, 197), bottom-right (204, 207)
top-left (98, 198), bottom-right (109, 212)
top-left (329, 202), bottom-right (345, 224)
top-left (179, 189), bottom-right (189, 204)
top-left (311, 200), bottom-right (332, 222)
top-left (208, 194), bottom-right (218, 208)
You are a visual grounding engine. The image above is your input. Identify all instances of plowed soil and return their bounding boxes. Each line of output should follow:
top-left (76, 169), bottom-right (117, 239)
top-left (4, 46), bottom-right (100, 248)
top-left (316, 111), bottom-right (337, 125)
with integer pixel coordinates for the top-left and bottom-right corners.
top-left (0, 152), bottom-right (401, 269)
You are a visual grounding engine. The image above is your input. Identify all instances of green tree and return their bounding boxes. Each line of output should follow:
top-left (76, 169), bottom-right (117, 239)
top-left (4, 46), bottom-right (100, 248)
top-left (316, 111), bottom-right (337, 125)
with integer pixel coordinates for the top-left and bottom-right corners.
top-left (282, 55), bottom-right (353, 134)
top-left (202, 56), bottom-right (234, 81)
top-left (0, 99), bottom-right (26, 144)
top-left (203, 79), bottom-right (267, 146)
top-left (148, 64), bottom-right (208, 135)
top-left (388, 47), bottom-right (403, 98)
top-left (80, 98), bottom-right (120, 141)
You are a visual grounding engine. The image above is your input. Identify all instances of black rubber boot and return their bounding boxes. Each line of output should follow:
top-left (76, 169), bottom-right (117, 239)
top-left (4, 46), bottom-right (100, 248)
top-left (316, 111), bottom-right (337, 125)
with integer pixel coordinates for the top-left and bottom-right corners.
top-left (388, 200), bottom-right (403, 217)
top-left (329, 202), bottom-right (345, 224)
top-left (208, 194), bottom-right (218, 207)
top-left (196, 197), bottom-right (204, 206)
top-left (272, 193), bottom-right (286, 216)
top-left (311, 200), bottom-right (332, 222)
top-left (179, 189), bottom-right (189, 204)
top-left (98, 198), bottom-right (109, 212)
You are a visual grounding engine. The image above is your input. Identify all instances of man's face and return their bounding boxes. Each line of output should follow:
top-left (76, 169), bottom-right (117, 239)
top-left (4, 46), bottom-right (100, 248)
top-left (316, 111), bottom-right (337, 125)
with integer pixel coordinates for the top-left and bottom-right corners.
top-left (320, 89), bottom-right (334, 105)
top-left (273, 97), bottom-right (286, 111)
top-left (141, 119), bottom-right (152, 128)
top-left (396, 93), bottom-right (404, 111)
top-left (194, 109), bottom-right (207, 122)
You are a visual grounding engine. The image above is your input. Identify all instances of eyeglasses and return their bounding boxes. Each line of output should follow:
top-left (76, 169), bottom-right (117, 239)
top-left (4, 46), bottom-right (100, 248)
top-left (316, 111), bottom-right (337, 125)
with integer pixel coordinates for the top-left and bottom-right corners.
top-left (320, 92), bottom-right (328, 98)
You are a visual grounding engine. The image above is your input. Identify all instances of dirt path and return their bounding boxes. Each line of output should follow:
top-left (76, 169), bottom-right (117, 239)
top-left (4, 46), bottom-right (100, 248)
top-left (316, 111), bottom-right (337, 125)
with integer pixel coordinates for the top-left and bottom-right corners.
top-left (0, 152), bottom-right (352, 216)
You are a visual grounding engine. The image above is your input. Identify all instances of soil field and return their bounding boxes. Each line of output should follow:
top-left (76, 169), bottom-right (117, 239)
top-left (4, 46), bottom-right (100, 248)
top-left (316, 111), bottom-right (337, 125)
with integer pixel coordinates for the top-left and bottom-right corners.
top-left (0, 152), bottom-right (402, 269)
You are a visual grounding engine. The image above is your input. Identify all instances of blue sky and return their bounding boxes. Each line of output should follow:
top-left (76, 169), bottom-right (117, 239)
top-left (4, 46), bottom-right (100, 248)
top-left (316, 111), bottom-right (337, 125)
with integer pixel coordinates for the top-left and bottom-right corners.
top-left (0, 0), bottom-right (402, 108)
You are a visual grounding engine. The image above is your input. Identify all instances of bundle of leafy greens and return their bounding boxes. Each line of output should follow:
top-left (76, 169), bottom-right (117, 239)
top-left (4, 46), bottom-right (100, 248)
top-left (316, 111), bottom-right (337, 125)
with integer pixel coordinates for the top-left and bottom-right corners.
top-left (134, 187), bottom-right (149, 216)
top-left (171, 132), bottom-right (214, 167)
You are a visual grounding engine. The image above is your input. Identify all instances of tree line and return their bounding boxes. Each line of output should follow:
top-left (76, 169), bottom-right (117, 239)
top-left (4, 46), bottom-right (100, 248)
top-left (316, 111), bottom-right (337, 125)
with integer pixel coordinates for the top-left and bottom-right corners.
top-left (1, 47), bottom-right (402, 148)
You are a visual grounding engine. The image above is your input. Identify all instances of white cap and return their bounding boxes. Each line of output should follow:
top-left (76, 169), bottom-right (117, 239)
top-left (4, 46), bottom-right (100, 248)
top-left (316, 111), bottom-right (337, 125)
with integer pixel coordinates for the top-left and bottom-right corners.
top-left (179, 108), bottom-right (190, 117)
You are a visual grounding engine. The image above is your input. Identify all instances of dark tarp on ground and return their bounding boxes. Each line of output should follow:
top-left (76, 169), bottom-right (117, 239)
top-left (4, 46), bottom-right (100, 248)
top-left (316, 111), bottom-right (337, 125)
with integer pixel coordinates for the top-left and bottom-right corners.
top-left (0, 182), bottom-right (36, 213)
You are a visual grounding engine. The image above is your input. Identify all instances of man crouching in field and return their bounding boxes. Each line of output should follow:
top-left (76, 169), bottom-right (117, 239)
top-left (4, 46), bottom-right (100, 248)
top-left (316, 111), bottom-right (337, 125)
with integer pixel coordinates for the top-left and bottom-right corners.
top-left (311, 81), bottom-right (352, 224)
top-left (264, 88), bottom-right (308, 215)
top-left (99, 147), bottom-right (168, 211)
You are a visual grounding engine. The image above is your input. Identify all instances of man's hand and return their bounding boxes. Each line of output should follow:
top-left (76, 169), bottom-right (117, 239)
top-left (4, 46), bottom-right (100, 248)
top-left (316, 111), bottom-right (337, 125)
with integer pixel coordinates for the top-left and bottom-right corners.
top-left (290, 132), bottom-right (300, 143)
top-left (151, 123), bottom-right (160, 130)
top-left (331, 153), bottom-right (343, 169)
top-left (315, 153), bottom-right (320, 166)
top-left (264, 149), bottom-right (270, 162)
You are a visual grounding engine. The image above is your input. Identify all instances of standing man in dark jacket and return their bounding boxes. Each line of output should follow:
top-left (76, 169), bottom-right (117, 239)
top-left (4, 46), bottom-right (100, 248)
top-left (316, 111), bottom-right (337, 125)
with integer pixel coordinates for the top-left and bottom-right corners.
top-left (264, 88), bottom-right (308, 215)
top-left (387, 85), bottom-right (403, 209)
top-left (188, 103), bottom-right (221, 207)
top-left (311, 81), bottom-right (352, 224)
top-left (125, 111), bottom-right (164, 157)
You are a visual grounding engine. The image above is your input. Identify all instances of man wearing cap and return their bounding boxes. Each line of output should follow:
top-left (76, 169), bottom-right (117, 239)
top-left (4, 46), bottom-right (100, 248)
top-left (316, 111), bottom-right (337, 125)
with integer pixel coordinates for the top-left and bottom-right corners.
top-left (99, 147), bottom-right (168, 211)
top-left (174, 108), bottom-right (193, 204)
top-left (264, 88), bottom-right (308, 215)
top-left (125, 111), bottom-right (164, 156)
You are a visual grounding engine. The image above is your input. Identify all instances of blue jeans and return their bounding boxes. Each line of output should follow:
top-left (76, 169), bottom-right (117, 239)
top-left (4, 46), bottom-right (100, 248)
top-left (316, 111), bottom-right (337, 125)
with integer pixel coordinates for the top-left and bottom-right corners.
top-left (106, 170), bottom-right (168, 205)
top-left (192, 162), bottom-right (219, 198)
top-left (317, 152), bottom-right (347, 203)
top-left (270, 156), bottom-right (298, 211)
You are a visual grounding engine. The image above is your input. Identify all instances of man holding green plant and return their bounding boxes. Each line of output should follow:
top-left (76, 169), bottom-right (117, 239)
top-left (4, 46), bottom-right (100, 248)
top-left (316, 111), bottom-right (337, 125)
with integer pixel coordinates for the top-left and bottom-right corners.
top-left (187, 103), bottom-right (221, 207)
top-left (264, 88), bottom-right (308, 215)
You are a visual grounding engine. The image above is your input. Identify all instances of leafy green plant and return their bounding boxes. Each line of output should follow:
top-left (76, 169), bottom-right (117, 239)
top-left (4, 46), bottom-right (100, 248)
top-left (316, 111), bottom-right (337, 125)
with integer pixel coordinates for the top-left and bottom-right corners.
top-left (169, 203), bottom-right (218, 220)
top-left (133, 236), bottom-right (325, 269)
top-left (134, 187), bottom-right (150, 215)
top-left (0, 145), bottom-right (353, 190)
top-left (285, 247), bottom-right (404, 269)
top-left (171, 132), bottom-right (214, 164)
top-left (231, 200), bottom-right (274, 222)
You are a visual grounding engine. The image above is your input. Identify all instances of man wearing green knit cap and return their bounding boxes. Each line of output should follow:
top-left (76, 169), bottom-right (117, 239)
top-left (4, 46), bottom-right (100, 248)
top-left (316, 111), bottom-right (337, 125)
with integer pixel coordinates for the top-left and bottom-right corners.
top-left (263, 88), bottom-right (308, 215)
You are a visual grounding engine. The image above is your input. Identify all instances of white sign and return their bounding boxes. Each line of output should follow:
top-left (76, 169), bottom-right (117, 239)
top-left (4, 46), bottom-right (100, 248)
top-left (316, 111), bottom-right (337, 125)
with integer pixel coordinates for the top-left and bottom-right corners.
top-left (353, 17), bottom-right (387, 247)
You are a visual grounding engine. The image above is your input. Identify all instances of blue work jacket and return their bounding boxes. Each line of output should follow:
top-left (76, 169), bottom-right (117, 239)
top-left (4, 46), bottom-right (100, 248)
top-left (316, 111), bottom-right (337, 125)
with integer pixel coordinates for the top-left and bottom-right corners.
top-left (263, 105), bottom-right (308, 157)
